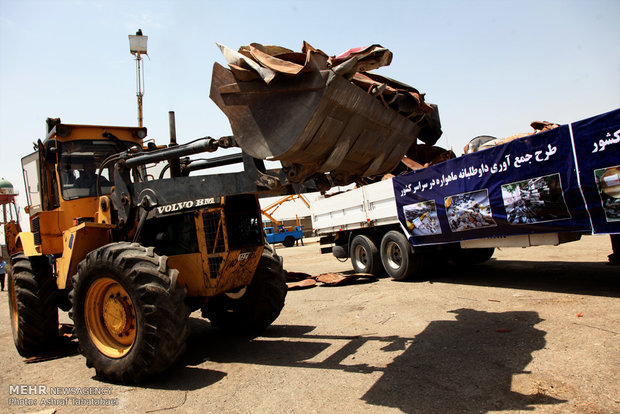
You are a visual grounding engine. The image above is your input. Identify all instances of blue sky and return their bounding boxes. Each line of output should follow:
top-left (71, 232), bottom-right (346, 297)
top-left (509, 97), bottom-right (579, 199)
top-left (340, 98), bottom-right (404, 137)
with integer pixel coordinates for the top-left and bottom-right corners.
top-left (0, 0), bottom-right (619, 227)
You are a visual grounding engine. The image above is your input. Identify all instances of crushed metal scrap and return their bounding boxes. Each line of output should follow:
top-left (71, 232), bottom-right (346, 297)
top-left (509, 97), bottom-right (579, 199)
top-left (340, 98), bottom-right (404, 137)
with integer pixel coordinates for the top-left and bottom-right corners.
top-left (211, 41), bottom-right (443, 187)
top-left (216, 41), bottom-right (434, 123)
top-left (464, 120), bottom-right (560, 154)
top-left (286, 271), bottom-right (377, 289)
top-left (286, 278), bottom-right (317, 289)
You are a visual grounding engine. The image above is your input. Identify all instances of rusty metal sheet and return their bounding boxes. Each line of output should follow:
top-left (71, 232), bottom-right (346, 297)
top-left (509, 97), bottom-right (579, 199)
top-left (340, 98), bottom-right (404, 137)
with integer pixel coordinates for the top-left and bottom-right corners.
top-left (286, 278), bottom-right (317, 290)
top-left (228, 63), bottom-right (262, 82)
top-left (314, 272), bottom-right (376, 286)
top-left (329, 45), bottom-right (393, 77)
top-left (248, 45), bottom-right (305, 75)
top-left (217, 43), bottom-right (276, 83)
top-left (314, 272), bottom-right (347, 285)
top-left (240, 43), bottom-right (295, 57)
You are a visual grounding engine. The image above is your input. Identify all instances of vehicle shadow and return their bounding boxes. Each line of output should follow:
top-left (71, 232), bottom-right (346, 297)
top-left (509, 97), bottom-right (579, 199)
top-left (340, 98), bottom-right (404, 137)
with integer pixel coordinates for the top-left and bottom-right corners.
top-left (425, 259), bottom-right (620, 298)
top-left (362, 308), bottom-right (564, 413)
top-left (152, 309), bottom-right (565, 412)
top-left (136, 365), bottom-right (227, 391)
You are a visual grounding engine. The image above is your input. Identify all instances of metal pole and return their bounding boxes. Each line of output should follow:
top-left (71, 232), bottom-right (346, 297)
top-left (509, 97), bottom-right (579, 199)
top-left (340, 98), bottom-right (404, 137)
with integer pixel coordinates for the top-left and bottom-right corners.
top-left (169, 111), bottom-right (177, 145)
top-left (168, 111), bottom-right (181, 177)
top-left (136, 53), bottom-right (144, 127)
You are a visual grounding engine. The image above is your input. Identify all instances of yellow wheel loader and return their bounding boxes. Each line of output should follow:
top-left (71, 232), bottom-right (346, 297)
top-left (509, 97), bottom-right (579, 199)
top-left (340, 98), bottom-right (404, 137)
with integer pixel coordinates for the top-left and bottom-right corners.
top-left (8, 120), bottom-right (295, 383)
top-left (4, 57), bottom-right (441, 383)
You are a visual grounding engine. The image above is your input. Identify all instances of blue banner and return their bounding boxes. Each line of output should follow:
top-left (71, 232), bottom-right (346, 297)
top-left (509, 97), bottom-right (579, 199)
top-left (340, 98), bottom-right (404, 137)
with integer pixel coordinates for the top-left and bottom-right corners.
top-left (393, 108), bottom-right (620, 246)
top-left (570, 109), bottom-right (620, 234)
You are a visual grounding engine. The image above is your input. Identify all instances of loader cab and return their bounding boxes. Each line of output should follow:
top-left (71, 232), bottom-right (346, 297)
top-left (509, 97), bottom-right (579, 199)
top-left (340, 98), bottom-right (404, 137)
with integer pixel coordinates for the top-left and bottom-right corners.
top-left (19, 120), bottom-right (146, 256)
top-left (23, 123), bottom-right (146, 206)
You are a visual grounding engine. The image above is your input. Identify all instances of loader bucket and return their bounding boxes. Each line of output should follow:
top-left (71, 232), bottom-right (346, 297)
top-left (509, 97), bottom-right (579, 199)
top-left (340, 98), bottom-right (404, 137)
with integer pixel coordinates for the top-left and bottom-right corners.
top-left (210, 61), bottom-right (435, 186)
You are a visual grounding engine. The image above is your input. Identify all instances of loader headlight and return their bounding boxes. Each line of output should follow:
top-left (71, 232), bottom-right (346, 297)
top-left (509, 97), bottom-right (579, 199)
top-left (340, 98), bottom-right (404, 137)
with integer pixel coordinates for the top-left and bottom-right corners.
top-left (134, 128), bottom-right (147, 139)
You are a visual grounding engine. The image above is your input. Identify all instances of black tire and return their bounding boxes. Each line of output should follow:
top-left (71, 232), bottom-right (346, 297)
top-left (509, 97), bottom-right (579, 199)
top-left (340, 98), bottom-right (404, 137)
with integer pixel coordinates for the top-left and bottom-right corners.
top-left (203, 244), bottom-right (287, 333)
top-left (70, 242), bottom-right (189, 384)
top-left (380, 230), bottom-right (424, 281)
top-left (8, 252), bottom-right (59, 357)
top-left (350, 234), bottom-right (381, 275)
top-left (282, 236), bottom-right (295, 247)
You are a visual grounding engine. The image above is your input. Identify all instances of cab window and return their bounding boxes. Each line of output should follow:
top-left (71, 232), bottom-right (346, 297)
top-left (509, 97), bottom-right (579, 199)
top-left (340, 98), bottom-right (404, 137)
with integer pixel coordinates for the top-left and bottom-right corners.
top-left (59, 140), bottom-right (120, 199)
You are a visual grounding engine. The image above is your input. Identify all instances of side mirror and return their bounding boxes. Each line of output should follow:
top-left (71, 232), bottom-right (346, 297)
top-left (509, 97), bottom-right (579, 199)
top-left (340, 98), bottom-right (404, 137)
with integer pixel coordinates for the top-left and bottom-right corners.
top-left (44, 140), bottom-right (60, 163)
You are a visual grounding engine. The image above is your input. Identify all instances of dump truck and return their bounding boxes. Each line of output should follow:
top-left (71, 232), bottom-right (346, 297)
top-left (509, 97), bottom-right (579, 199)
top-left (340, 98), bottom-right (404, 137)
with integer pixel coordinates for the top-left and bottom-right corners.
top-left (313, 108), bottom-right (620, 280)
top-left (3, 42), bottom-right (441, 383)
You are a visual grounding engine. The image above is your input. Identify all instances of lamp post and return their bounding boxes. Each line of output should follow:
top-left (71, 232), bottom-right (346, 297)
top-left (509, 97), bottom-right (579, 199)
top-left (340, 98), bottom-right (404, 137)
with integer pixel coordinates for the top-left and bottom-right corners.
top-left (128, 30), bottom-right (148, 127)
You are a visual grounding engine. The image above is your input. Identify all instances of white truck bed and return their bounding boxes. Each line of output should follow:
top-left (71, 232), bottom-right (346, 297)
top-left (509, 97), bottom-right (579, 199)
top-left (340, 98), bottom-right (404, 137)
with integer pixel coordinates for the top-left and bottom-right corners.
top-left (311, 179), bottom-right (399, 234)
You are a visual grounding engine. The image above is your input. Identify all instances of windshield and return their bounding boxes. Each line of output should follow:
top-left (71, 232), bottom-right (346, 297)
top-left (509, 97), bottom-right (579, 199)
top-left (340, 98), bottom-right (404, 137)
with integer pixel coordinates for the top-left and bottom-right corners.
top-left (21, 152), bottom-right (42, 213)
top-left (59, 140), bottom-right (124, 199)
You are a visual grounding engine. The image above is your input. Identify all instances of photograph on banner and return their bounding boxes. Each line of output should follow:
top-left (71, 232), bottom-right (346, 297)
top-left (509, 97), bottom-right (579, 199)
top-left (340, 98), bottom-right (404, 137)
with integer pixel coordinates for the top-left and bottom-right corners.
top-left (445, 189), bottom-right (496, 232)
top-left (403, 200), bottom-right (442, 236)
top-left (594, 165), bottom-right (620, 222)
top-left (501, 173), bottom-right (571, 225)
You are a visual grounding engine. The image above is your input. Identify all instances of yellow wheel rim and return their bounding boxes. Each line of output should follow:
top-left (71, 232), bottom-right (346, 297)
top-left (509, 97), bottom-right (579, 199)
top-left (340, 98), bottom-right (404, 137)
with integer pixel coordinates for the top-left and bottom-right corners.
top-left (85, 277), bottom-right (136, 358)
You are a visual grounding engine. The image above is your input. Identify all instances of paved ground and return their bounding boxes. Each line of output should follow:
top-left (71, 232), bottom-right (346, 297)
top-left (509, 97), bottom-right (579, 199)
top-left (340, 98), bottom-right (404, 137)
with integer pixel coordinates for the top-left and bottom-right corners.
top-left (1, 234), bottom-right (618, 413)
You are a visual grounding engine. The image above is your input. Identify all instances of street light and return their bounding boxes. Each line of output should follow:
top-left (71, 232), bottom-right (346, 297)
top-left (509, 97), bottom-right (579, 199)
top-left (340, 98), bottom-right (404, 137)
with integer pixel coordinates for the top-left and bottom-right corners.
top-left (129, 30), bottom-right (148, 127)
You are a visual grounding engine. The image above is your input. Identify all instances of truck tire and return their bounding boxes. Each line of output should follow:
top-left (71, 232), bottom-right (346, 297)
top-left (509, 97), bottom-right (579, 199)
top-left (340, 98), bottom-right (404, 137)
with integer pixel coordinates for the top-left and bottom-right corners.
top-left (380, 231), bottom-right (425, 281)
top-left (8, 253), bottom-right (59, 357)
top-left (203, 244), bottom-right (287, 333)
top-left (283, 236), bottom-right (295, 247)
top-left (350, 234), bottom-right (382, 275)
top-left (70, 242), bottom-right (189, 384)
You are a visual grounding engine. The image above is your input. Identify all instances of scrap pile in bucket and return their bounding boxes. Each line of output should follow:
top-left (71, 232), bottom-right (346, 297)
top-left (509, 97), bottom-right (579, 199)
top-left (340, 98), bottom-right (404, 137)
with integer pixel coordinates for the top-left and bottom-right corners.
top-left (211, 41), bottom-right (444, 187)
top-left (216, 41), bottom-right (434, 124)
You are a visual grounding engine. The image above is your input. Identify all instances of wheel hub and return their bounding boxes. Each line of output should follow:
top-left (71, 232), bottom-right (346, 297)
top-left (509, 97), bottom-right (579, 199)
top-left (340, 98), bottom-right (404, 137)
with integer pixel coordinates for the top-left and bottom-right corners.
top-left (387, 241), bottom-right (402, 269)
top-left (102, 293), bottom-right (133, 337)
top-left (354, 245), bottom-right (368, 266)
top-left (85, 278), bottom-right (136, 358)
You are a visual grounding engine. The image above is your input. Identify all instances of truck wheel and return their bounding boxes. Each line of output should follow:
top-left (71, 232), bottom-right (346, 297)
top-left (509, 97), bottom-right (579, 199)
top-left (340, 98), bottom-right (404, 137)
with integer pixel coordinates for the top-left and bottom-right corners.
top-left (282, 236), bottom-right (295, 247)
top-left (350, 234), bottom-right (381, 275)
top-left (8, 253), bottom-right (59, 357)
top-left (203, 244), bottom-right (287, 333)
top-left (70, 242), bottom-right (189, 384)
top-left (380, 231), bottom-right (424, 281)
